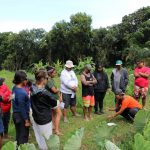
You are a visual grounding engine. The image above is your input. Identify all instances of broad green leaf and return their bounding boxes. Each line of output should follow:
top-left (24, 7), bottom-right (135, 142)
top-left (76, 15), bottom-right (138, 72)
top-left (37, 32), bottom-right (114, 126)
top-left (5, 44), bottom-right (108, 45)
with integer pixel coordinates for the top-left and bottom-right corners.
top-left (133, 133), bottom-right (150, 150)
top-left (105, 140), bottom-right (120, 150)
top-left (18, 143), bottom-right (36, 150)
top-left (144, 121), bottom-right (150, 140)
top-left (134, 110), bottom-right (150, 133)
top-left (64, 127), bottom-right (84, 150)
top-left (46, 134), bottom-right (60, 150)
top-left (2, 141), bottom-right (17, 150)
top-left (94, 121), bottom-right (116, 144)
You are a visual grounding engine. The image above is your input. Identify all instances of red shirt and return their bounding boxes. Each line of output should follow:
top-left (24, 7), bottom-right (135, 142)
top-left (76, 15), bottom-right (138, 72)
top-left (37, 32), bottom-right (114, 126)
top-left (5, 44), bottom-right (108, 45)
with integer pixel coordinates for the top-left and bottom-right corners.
top-left (0, 84), bottom-right (12, 113)
top-left (134, 66), bottom-right (150, 88)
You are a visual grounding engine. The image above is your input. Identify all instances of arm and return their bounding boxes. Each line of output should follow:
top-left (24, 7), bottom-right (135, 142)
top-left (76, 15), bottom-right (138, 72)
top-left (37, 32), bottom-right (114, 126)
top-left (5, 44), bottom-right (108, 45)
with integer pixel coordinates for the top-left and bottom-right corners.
top-left (80, 74), bottom-right (93, 86)
top-left (60, 73), bottom-right (72, 89)
top-left (92, 75), bottom-right (97, 85)
top-left (51, 86), bottom-right (59, 94)
top-left (105, 73), bottom-right (110, 89)
top-left (139, 72), bottom-right (149, 78)
top-left (18, 95), bottom-right (29, 121)
top-left (124, 69), bottom-right (129, 86)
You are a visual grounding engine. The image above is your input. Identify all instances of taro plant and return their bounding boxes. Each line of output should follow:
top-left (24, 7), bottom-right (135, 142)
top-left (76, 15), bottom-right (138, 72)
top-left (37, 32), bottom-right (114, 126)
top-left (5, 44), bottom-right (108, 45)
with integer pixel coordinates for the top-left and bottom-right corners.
top-left (2, 128), bottom-right (84, 150)
top-left (94, 121), bottom-right (119, 150)
top-left (53, 60), bottom-right (63, 76)
top-left (134, 110), bottom-right (150, 133)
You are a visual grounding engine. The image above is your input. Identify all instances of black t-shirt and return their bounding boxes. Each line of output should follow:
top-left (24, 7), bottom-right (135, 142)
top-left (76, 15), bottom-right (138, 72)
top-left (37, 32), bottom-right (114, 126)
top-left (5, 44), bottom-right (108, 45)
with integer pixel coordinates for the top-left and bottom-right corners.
top-left (82, 73), bottom-right (94, 97)
top-left (30, 85), bottom-right (57, 125)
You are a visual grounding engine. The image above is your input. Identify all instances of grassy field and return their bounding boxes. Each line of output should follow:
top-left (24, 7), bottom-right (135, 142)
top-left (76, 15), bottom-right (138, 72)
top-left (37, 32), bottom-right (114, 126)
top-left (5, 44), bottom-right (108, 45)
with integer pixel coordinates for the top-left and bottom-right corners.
top-left (0, 69), bottom-right (149, 150)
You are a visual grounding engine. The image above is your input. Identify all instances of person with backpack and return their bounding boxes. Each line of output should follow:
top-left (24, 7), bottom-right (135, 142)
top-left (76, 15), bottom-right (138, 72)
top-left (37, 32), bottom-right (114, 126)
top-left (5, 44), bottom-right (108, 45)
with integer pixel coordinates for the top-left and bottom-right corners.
top-left (30, 70), bottom-right (58, 150)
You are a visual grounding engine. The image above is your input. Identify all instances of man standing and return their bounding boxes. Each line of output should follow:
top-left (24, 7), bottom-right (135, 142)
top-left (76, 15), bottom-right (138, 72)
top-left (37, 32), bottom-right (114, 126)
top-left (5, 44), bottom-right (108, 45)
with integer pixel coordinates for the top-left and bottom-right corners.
top-left (134, 60), bottom-right (150, 108)
top-left (81, 64), bottom-right (97, 121)
top-left (60, 60), bottom-right (79, 123)
top-left (111, 60), bottom-right (128, 97)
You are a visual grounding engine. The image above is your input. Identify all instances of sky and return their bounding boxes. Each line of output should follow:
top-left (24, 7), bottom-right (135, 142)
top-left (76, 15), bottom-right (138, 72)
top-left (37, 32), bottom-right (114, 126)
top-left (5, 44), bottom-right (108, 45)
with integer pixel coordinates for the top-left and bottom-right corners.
top-left (0, 0), bottom-right (150, 33)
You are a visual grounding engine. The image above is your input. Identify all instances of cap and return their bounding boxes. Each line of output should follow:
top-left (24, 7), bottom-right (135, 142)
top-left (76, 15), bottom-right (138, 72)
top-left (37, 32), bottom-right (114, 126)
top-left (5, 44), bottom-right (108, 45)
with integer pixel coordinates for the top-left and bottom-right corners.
top-left (116, 60), bottom-right (122, 65)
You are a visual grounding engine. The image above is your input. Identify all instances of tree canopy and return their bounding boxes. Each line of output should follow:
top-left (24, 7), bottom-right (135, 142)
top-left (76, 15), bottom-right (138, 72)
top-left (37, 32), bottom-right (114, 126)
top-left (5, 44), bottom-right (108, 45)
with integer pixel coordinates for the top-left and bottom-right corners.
top-left (0, 6), bottom-right (150, 70)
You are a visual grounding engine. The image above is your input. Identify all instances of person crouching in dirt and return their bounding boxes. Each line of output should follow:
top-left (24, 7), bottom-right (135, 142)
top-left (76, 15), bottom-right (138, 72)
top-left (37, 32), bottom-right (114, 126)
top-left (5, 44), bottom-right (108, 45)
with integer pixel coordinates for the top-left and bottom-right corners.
top-left (108, 89), bottom-right (142, 122)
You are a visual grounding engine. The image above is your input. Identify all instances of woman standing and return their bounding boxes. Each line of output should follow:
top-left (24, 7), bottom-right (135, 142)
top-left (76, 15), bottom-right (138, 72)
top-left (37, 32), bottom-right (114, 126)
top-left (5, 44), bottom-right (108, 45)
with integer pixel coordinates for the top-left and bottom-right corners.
top-left (12, 71), bottom-right (30, 146)
top-left (46, 66), bottom-right (63, 136)
top-left (94, 64), bottom-right (109, 114)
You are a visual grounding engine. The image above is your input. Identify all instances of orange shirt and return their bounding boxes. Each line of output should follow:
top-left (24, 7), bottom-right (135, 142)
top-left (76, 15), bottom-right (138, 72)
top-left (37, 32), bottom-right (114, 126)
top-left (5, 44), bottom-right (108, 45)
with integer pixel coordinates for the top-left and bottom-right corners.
top-left (120, 96), bottom-right (142, 111)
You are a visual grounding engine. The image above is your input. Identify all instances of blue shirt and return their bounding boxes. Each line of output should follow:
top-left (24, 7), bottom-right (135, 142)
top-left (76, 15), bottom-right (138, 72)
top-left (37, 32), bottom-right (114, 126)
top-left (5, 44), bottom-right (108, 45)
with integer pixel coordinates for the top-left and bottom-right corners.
top-left (12, 86), bottom-right (30, 120)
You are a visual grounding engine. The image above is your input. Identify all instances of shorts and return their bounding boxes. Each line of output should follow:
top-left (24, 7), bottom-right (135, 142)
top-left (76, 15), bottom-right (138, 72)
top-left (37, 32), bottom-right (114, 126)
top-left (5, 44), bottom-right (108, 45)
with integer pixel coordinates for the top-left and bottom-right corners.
top-left (134, 85), bottom-right (148, 99)
top-left (82, 95), bottom-right (95, 107)
top-left (62, 93), bottom-right (76, 109)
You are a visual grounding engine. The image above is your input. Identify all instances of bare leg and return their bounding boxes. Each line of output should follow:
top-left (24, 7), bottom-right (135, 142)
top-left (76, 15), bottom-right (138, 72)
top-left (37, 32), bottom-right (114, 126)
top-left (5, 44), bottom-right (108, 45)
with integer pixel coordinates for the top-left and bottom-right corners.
top-left (63, 108), bottom-right (68, 122)
top-left (70, 106), bottom-right (76, 116)
top-left (0, 135), bottom-right (3, 149)
top-left (142, 98), bottom-right (146, 108)
top-left (54, 108), bottom-right (63, 135)
top-left (51, 110), bottom-right (55, 130)
top-left (88, 106), bottom-right (93, 120)
top-left (83, 107), bottom-right (88, 121)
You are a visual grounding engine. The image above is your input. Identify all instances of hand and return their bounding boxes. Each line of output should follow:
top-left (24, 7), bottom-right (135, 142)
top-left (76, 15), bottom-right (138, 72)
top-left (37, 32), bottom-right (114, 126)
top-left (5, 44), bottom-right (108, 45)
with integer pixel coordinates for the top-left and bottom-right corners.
top-left (107, 115), bottom-right (114, 121)
top-left (72, 86), bottom-right (77, 92)
top-left (108, 108), bottom-right (115, 111)
top-left (25, 120), bottom-right (31, 127)
top-left (9, 95), bottom-right (13, 101)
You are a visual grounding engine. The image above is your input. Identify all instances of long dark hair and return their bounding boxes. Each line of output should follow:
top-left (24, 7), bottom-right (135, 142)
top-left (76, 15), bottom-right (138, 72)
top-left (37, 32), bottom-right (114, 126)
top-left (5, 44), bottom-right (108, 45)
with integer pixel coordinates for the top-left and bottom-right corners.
top-left (13, 70), bottom-right (27, 84)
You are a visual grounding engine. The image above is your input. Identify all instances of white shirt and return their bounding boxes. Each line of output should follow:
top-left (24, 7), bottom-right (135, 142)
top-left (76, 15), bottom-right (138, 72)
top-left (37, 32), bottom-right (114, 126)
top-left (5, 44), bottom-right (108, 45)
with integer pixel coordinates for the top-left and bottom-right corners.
top-left (60, 69), bottom-right (78, 94)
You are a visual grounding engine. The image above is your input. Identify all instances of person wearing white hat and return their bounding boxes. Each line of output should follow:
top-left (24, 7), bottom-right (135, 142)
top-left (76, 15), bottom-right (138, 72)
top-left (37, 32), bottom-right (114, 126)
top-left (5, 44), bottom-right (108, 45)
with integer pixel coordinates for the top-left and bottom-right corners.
top-left (60, 60), bottom-right (79, 123)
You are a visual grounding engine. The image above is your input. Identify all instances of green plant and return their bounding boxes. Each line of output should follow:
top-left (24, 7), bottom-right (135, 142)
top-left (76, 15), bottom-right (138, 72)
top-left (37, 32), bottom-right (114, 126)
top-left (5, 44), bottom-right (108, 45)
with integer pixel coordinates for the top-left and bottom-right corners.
top-left (134, 110), bottom-right (150, 133)
top-left (94, 121), bottom-right (117, 149)
top-left (45, 134), bottom-right (60, 150)
top-left (18, 143), bottom-right (36, 150)
top-left (53, 60), bottom-right (63, 76)
top-left (64, 127), bottom-right (84, 150)
top-left (2, 141), bottom-right (17, 150)
top-left (31, 60), bottom-right (49, 73)
top-left (105, 140), bottom-right (120, 150)
top-left (74, 57), bottom-right (95, 74)
top-left (133, 133), bottom-right (150, 150)
top-left (2, 128), bottom-right (84, 150)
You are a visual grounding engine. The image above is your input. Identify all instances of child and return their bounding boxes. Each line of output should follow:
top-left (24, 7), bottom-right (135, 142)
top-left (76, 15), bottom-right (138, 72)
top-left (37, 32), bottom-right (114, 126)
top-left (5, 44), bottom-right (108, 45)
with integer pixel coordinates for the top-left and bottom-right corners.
top-left (30, 70), bottom-right (58, 150)
top-left (46, 66), bottom-right (63, 136)
top-left (12, 71), bottom-right (30, 146)
top-left (0, 78), bottom-right (12, 139)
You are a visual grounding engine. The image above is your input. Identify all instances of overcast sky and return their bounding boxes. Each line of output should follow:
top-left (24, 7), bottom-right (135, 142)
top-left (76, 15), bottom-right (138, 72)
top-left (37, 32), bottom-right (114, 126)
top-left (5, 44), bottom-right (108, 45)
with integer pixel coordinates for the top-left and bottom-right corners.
top-left (0, 0), bottom-right (150, 32)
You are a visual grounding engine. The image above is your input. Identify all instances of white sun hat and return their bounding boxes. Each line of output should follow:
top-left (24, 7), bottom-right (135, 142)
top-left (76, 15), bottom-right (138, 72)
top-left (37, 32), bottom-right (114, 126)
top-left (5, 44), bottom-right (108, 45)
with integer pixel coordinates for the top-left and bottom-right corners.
top-left (65, 60), bottom-right (74, 68)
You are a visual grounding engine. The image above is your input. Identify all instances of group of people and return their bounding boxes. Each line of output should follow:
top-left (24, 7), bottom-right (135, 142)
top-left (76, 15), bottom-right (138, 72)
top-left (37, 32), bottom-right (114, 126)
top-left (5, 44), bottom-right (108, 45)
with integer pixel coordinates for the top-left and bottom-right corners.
top-left (0, 59), bottom-right (149, 150)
